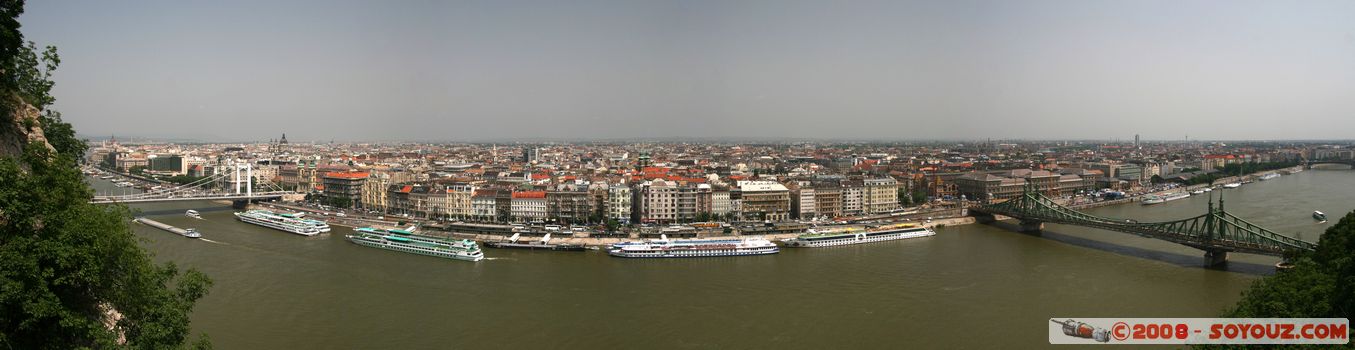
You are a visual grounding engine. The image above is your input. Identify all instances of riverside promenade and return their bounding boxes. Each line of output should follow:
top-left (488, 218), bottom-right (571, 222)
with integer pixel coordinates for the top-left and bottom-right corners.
top-left (246, 166), bottom-right (1294, 247)
top-left (436, 217), bottom-right (974, 248)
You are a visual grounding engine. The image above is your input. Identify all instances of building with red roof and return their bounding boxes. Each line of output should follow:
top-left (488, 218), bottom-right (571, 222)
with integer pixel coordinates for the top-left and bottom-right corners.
top-left (510, 191), bottom-right (547, 221)
top-left (322, 171), bottom-right (369, 208)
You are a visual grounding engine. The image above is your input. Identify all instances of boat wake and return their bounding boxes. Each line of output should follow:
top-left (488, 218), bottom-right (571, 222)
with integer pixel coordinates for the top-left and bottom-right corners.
top-left (199, 238), bottom-right (229, 245)
top-left (483, 257), bottom-right (514, 261)
top-left (941, 282), bottom-right (978, 291)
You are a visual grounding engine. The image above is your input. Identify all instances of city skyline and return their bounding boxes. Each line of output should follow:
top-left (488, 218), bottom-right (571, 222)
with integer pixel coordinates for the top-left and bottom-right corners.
top-left (22, 0), bottom-right (1355, 141)
top-left (77, 133), bottom-right (1355, 144)
top-left (8, 2), bottom-right (1355, 349)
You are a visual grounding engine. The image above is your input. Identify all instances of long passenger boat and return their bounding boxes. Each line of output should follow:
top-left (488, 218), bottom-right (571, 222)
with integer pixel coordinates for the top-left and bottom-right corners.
top-left (234, 210), bottom-right (320, 236)
top-left (1141, 192), bottom-right (1190, 205)
top-left (608, 237), bottom-right (742, 251)
top-left (782, 223), bottom-right (935, 248)
top-left (607, 236), bottom-right (778, 258)
top-left (276, 211), bottom-right (331, 232)
top-left (346, 228), bottom-right (484, 261)
top-left (355, 226), bottom-right (481, 249)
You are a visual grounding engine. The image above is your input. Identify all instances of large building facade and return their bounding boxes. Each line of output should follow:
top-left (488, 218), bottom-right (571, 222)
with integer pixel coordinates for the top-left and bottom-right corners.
top-left (322, 171), bottom-right (369, 208)
top-left (736, 181), bottom-right (791, 221)
top-left (862, 177), bottom-right (900, 214)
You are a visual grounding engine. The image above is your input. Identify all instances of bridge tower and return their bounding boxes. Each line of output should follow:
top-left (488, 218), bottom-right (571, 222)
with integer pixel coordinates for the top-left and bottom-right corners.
top-left (970, 183), bottom-right (1318, 268)
top-left (230, 161), bottom-right (254, 209)
top-left (1199, 193), bottom-right (1230, 267)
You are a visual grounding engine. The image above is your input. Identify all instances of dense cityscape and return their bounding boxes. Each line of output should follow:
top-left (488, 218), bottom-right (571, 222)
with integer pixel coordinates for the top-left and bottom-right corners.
top-left (91, 136), bottom-right (1354, 232)
top-left (4, 0), bottom-right (1354, 348)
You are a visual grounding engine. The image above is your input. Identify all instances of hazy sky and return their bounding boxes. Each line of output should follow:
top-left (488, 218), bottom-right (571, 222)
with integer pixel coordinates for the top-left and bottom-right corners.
top-left (19, 0), bottom-right (1355, 141)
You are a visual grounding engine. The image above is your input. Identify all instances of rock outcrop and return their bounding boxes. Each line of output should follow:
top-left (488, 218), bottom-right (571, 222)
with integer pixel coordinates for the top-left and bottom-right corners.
top-left (0, 98), bottom-right (55, 158)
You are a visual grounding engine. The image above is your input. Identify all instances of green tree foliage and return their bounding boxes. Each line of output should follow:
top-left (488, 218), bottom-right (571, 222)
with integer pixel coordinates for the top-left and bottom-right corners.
top-left (910, 189), bottom-right (927, 206)
top-left (1187, 173), bottom-right (1220, 186)
top-left (9, 40), bottom-right (58, 109)
top-left (1218, 160), bottom-right (1300, 177)
top-left (1174, 161), bottom-right (1300, 186)
top-left (0, 1), bottom-right (212, 348)
top-left (162, 175), bottom-right (209, 186)
top-left (0, 146), bottom-right (213, 349)
top-left (325, 196), bottom-right (352, 209)
top-left (41, 109), bottom-right (85, 158)
top-left (1205, 211), bottom-right (1355, 349)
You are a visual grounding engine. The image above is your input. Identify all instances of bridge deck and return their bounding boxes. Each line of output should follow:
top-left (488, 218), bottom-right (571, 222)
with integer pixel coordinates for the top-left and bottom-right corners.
top-left (971, 187), bottom-right (1317, 257)
top-left (91, 192), bottom-right (293, 204)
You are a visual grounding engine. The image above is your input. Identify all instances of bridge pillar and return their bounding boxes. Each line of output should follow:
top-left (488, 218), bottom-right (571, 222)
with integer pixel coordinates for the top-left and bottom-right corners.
top-left (1018, 219), bottom-right (1044, 234)
top-left (1275, 261), bottom-right (1296, 273)
top-left (1203, 249), bottom-right (1229, 267)
top-left (973, 212), bottom-right (996, 224)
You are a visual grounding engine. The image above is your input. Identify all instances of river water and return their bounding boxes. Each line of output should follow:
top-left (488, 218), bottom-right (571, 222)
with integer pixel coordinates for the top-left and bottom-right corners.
top-left (90, 169), bottom-right (1355, 349)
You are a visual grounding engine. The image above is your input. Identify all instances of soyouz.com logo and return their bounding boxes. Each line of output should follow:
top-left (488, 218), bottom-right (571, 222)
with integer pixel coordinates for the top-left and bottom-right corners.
top-left (1049, 318), bottom-right (1349, 345)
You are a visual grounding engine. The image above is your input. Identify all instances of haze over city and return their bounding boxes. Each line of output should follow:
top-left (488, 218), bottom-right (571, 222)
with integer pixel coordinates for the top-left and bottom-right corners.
top-left (8, 1), bottom-right (1355, 348)
top-left (20, 0), bottom-right (1355, 141)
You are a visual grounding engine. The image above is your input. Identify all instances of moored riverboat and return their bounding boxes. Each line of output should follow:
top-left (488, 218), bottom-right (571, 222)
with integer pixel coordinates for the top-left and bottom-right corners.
top-left (782, 223), bottom-right (935, 248)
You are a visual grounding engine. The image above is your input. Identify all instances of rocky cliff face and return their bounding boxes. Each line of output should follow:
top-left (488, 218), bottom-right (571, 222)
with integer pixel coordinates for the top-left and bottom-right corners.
top-left (1, 99), bottom-right (55, 159)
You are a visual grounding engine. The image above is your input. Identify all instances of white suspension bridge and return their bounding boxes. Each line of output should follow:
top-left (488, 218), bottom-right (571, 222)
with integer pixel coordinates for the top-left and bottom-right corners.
top-left (91, 162), bottom-right (297, 204)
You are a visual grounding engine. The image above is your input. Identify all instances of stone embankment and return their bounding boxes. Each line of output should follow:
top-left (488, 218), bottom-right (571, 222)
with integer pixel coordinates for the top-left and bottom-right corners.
top-left (249, 166), bottom-right (1301, 247)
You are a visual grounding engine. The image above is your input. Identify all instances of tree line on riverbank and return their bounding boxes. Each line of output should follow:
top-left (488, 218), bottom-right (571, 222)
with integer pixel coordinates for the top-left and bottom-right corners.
top-left (1156, 160), bottom-right (1301, 186)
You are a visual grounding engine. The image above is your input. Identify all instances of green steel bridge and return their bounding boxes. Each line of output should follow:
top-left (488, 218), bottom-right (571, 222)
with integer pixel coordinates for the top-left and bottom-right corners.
top-left (1305, 158), bottom-right (1355, 170)
top-left (969, 186), bottom-right (1318, 266)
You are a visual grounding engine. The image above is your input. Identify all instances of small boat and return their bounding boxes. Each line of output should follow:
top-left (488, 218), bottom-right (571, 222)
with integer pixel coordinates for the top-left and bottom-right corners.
top-left (1223, 183), bottom-right (1241, 189)
top-left (1314, 211), bottom-right (1327, 221)
top-left (182, 228), bottom-right (202, 238)
top-left (185, 210), bottom-right (201, 219)
top-left (1259, 173), bottom-right (1280, 181)
top-left (1190, 189), bottom-right (1205, 195)
top-left (484, 232), bottom-right (587, 251)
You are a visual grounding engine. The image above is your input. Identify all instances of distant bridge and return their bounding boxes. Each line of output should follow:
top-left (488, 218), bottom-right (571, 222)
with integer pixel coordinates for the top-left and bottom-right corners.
top-left (1304, 158), bottom-right (1355, 170)
top-left (969, 186), bottom-right (1316, 266)
top-left (90, 191), bottom-right (292, 204)
top-left (91, 162), bottom-right (296, 205)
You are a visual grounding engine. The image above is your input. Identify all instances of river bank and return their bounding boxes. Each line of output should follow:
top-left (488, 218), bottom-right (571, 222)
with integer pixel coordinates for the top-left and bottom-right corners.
top-left (246, 166), bottom-right (1298, 247)
top-left (424, 216), bottom-right (979, 247)
top-left (124, 169), bottom-right (1355, 349)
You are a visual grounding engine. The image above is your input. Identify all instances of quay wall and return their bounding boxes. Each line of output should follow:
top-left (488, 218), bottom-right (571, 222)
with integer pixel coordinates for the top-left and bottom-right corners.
top-left (245, 166), bottom-right (1300, 247)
